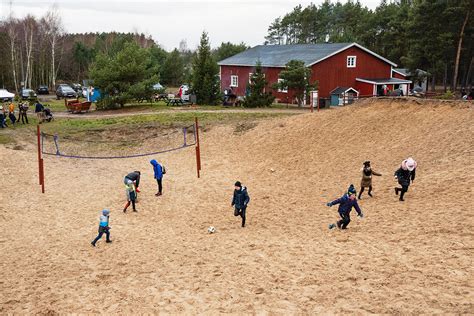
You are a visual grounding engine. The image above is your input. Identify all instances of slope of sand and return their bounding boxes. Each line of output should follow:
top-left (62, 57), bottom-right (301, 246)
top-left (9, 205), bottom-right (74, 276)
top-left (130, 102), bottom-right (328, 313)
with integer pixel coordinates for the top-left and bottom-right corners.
top-left (0, 99), bottom-right (473, 314)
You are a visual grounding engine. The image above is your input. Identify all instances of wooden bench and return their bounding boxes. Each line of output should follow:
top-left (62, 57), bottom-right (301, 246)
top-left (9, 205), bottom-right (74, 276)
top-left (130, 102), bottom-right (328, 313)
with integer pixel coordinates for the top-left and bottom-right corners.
top-left (65, 99), bottom-right (92, 113)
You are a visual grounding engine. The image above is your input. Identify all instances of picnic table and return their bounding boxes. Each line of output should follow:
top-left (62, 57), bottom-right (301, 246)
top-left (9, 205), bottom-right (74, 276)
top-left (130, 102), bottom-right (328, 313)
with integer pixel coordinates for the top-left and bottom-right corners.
top-left (154, 94), bottom-right (169, 102)
top-left (166, 98), bottom-right (184, 106)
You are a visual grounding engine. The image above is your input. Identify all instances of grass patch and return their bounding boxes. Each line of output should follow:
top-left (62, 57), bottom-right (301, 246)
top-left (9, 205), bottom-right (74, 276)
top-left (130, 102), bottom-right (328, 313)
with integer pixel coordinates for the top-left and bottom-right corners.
top-left (39, 111), bottom-right (296, 136)
top-left (0, 133), bottom-right (14, 144)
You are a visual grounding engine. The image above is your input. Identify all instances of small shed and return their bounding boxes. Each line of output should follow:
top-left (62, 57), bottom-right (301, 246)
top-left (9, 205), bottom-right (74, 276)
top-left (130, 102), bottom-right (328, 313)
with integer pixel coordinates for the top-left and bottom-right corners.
top-left (330, 87), bottom-right (359, 106)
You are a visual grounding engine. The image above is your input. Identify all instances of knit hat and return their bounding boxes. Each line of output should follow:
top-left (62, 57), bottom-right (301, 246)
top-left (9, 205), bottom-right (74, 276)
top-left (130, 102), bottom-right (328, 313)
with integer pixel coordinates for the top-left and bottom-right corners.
top-left (347, 184), bottom-right (357, 196)
top-left (402, 157), bottom-right (417, 171)
top-left (363, 161), bottom-right (371, 166)
top-left (102, 209), bottom-right (110, 216)
top-left (235, 181), bottom-right (242, 187)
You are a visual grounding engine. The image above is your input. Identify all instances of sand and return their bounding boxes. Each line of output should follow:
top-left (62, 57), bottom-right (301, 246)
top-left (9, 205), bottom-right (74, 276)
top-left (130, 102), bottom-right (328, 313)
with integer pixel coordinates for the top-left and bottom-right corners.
top-left (0, 99), bottom-right (473, 314)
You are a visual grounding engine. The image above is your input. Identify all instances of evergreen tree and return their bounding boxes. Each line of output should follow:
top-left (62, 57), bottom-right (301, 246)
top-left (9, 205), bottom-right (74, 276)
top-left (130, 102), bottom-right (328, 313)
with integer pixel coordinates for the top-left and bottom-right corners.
top-left (191, 32), bottom-right (221, 105)
top-left (275, 60), bottom-right (316, 106)
top-left (242, 62), bottom-right (275, 108)
top-left (212, 42), bottom-right (248, 62)
top-left (161, 48), bottom-right (184, 86)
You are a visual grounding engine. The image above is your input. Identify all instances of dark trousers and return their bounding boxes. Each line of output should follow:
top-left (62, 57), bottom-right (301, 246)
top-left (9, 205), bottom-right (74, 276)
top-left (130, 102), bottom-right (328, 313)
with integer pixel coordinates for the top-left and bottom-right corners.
top-left (396, 185), bottom-right (409, 200)
top-left (337, 211), bottom-right (351, 229)
top-left (92, 228), bottom-right (110, 245)
top-left (234, 207), bottom-right (246, 227)
top-left (358, 185), bottom-right (373, 198)
top-left (124, 200), bottom-right (136, 211)
top-left (156, 178), bottom-right (163, 193)
top-left (9, 113), bottom-right (16, 124)
top-left (19, 112), bottom-right (28, 124)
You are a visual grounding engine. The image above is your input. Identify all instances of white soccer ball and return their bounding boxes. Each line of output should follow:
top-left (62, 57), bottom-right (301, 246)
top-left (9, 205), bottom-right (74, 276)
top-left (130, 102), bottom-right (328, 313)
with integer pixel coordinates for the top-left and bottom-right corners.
top-left (208, 226), bottom-right (216, 234)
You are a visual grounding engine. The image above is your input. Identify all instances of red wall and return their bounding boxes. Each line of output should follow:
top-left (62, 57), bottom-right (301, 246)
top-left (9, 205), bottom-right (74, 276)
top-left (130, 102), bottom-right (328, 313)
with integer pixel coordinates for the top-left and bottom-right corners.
top-left (355, 81), bottom-right (374, 96)
top-left (392, 71), bottom-right (406, 80)
top-left (220, 45), bottom-right (393, 101)
top-left (310, 46), bottom-right (392, 98)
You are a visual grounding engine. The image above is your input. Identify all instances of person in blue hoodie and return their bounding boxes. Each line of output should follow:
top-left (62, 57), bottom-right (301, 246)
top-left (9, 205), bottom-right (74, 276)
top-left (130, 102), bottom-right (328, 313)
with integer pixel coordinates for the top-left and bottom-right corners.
top-left (91, 209), bottom-right (112, 247)
top-left (232, 181), bottom-right (250, 227)
top-left (150, 159), bottom-right (165, 196)
top-left (327, 184), bottom-right (364, 230)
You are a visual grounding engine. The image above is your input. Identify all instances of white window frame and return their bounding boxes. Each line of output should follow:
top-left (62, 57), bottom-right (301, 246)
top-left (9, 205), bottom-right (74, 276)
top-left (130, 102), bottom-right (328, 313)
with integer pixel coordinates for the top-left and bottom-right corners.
top-left (230, 75), bottom-right (238, 87)
top-left (277, 78), bottom-right (288, 93)
top-left (347, 56), bottom-right (357, 68)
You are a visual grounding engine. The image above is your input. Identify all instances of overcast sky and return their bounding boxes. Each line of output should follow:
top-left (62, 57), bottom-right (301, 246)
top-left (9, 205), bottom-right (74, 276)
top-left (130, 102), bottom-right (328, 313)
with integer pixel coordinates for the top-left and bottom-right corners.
top-left (1, 0), bottom-right (381, 51)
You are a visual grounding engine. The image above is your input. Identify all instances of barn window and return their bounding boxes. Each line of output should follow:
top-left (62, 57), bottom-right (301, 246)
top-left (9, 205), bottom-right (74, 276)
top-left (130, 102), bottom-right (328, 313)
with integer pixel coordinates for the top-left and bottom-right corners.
top-left (230, 75), bottom-right (238, 87)
top-left (347, 56), bottom-right (357, 68)
top-left (278, 78), bottom-right (288, 93)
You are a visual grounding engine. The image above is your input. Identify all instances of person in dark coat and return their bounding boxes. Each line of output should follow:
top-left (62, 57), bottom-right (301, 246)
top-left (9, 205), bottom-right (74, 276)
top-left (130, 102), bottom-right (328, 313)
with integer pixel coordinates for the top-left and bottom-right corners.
top-left (18, 102), bottom-right (29, 124)
top-left (231, 181), bottom-right (250, 227)
top-left (0, 105), bottom-right (6, 128)
top-left (124, 171), bottom-right (141, 192)
top-left (359, 161), bottom-right (382, 199)
top-left (150, 159), bottom-right (164, 196)
top-left (35, 101), bottom-right (44, 123)
top-left (394, 157), bottom-right (417, 201)
top-left (327, 184), bottom-right (364, 230)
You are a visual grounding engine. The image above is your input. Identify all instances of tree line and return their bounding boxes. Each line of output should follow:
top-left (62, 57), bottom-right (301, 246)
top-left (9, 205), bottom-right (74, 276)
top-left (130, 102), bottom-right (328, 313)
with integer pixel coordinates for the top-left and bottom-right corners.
top-left (265, 0), bottom-right (473, 91)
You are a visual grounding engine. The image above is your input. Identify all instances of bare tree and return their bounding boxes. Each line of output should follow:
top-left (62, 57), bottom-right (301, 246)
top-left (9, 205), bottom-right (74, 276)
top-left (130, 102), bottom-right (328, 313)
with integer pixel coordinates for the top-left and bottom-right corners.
top-left (6, 17), bottom-right (19, 93)
top-left (22, 15), bottom-right (36, 89)
top-left (453, 7), bottom-right (470, 92)
top-left (42, 5), bottom-right (64, 89)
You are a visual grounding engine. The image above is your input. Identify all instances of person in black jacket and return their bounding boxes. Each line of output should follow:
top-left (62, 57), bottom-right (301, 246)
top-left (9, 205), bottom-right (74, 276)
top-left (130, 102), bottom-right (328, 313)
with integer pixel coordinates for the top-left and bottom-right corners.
top-left (394, 157), bottom-right (417, 201)
top-left (327, 184), bottom-right (364, 230)
top-left (124, 171), bottom-right (141, 193)
top-left (231, 181), bottom-right (250, 227)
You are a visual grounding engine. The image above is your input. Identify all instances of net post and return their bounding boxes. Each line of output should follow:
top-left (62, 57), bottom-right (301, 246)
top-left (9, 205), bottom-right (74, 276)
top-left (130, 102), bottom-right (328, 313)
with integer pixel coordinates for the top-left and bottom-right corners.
top-left (195, 117), bottom-right (201, 178)
top-left (37, 125), bottom-right (42, 185)
top-left (40, 158), bottom-right (45, 193)
top-left (183, 127), bottom-right (187, 147)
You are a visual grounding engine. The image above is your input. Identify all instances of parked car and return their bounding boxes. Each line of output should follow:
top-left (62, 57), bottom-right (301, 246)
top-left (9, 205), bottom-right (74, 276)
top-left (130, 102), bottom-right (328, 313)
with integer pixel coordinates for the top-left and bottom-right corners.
top-left (81, 87), bottom-right (88, 98)
top-left (56, 85), bottom-right (77, 99)
top-left (71, 83), bottom-right (82, 93)
top-left (37, 85), bottom-right (49, 95)
top-left (0, 89), bottom-right (15, 102)
top-left (21, 89), bottom-right (37, 100)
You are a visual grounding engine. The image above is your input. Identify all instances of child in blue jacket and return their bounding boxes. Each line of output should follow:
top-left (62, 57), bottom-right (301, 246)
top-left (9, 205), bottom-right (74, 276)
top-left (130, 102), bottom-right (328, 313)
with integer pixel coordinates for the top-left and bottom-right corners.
top-left (150, 159), bottom-right (165, 196)
top-left (327, 184), bottom-right (364, 230)
top-left (91, 209), bottom-right (112, 246)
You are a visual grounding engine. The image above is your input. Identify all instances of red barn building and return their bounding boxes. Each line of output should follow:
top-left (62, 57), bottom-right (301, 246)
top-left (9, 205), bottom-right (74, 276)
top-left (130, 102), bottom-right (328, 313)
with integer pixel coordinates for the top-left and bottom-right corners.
top-left (218, 43), bottom-right (411, 104)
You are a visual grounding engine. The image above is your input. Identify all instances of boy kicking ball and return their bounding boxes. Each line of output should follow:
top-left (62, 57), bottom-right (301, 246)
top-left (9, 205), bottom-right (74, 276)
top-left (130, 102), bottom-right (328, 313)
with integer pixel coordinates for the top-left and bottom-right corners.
top-left (327, 184), bottom-right (364, 230)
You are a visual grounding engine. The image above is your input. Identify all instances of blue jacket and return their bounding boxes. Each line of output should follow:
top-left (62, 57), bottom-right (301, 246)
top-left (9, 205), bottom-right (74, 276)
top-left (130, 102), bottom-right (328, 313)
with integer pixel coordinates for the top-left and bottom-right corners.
top-left (150, 159), bottom-right (163, 180)
top-left (328, 194), bottom-right (362, 216)
top-left (35, 102), bottom-right (44, 113)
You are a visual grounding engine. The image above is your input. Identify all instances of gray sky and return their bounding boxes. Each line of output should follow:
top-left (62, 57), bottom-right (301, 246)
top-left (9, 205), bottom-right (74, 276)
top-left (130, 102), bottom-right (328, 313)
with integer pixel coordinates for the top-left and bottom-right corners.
top-left (1, 0), bottom-right (381, 51)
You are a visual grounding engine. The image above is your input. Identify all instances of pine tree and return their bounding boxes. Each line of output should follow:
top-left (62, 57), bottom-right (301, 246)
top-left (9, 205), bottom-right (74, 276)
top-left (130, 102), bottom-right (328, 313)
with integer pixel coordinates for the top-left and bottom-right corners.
top-left (242, 62), bottom-right (275, 108)
top-left (275, 60), bottom-right (316, 106)
top-left (191, 32), bottom-right (221, 105)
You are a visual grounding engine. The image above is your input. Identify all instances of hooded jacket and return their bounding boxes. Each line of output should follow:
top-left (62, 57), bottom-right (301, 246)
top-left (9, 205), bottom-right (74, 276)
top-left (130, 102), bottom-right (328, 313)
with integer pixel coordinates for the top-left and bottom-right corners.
top-left (150, 159), bottom-right (163, 180)
top-left (232, 187), bottom-right (250, 209)
top-left (328, 194), bottom-right (362, 216)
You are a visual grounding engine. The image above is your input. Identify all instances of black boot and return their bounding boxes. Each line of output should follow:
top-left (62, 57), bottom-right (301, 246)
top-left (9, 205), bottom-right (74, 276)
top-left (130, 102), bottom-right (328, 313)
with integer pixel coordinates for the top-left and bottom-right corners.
top-left (395, 188), bottom-right (400, 196)
top-left (368, 186), bottom-right (373, 197)
top-left (399, 190), bottom-right (405, 201)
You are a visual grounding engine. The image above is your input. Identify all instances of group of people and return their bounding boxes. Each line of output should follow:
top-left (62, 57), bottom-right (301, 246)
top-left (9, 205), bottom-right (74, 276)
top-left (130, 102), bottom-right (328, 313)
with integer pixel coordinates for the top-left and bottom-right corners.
top-left (91, 155), bottom-right (416, 245)
top-left (91, 159), bottom-right (167, 246)
top-left (327, 157), bottom-right (417, 230)
top-left (0, 102), bottom-right (29, 128)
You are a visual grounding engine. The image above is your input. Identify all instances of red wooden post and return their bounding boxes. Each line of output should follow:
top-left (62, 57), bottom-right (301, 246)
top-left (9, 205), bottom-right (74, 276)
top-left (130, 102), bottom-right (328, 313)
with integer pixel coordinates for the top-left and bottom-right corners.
top-left (37, 125), bottom-right (42, 185)
top-left (195, 117), bottom-right (202, 178)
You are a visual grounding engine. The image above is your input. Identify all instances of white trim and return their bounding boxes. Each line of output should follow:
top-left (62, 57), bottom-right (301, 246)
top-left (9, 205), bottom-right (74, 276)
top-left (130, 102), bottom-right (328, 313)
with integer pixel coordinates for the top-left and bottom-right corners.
top-left (277, 78), bottom-right (288, 93)
top-left (307, 43), bottom-right (398, 67)
top-left (356, 78), bottom-right (412, 85)
top-left (230, 75), bottom-right (238, 87)
top-left (347, 56), bottom-right (356, 68)
top-left (392, 68), bottom-right (407, 77)
top-left (330, 87), bottom-right (359, 95)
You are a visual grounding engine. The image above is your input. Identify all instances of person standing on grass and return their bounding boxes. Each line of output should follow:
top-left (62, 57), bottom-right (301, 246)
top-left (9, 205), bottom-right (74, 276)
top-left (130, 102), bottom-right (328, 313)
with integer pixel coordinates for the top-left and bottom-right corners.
top-left (18, 102), bottom-right (29, 124)
top-left (150, 159), bottom-right (165, 196)
top-left (232, 181), bottom-right (250, 227)
top-left (35, 101), bottom-right (44, 123)
top-left (8, 102), bottom-right (16, 125)
top-left (358, 161), bottom-right (382, 199)
top-left (91, 209), bottom-right (112, 247)
top-left (327, 184), bottom-right (364, 230)
top-left (394, 157), bottom-right (417, 202)
top-left (0, 105), bottom-right (6, 128)
top-left (123, 179), bottom-right (138, 212)
top-left (124, 171), bottom-right (141, 193)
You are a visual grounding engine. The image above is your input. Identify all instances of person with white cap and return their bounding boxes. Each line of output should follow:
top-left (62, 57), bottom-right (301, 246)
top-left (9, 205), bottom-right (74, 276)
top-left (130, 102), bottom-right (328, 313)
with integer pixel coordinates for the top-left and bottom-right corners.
top-left (91, 209), bottom-right (112, 246)
top-left (394, 157), bottom-right (417, 201)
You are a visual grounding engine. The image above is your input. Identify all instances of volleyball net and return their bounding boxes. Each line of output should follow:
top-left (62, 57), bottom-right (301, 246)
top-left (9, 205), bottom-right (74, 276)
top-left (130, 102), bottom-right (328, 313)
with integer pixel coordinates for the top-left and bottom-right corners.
top-left (41, 124), bottom-right (197, 160)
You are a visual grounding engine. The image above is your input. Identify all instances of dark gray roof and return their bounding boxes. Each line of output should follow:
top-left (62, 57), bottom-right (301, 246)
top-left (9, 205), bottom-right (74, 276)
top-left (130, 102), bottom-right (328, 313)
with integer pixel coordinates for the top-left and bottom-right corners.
top-left (218, 42), bottom-right (398, 67)
top-left (393, 68), bottom-right (429, 77)
top-left (218, 43), bottom-right (352, 67)
top-left (330, 87), bottom-right (358, 95)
